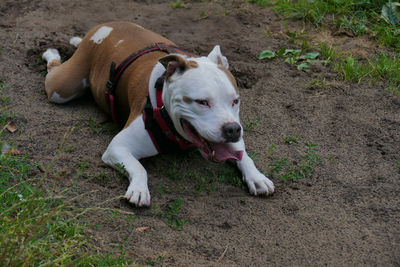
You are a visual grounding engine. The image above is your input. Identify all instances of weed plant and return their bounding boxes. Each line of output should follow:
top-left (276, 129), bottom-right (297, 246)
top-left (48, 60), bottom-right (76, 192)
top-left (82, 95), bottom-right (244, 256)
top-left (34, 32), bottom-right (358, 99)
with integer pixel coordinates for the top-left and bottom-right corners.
top-left (319, 43), bottom-right (400, 93)
top-left (259, 47), bottom-right (321, 71)
top-left (0, 115), bottom-right (133, 265)
top-left (153, 198), bottom-right (188, 230)
top-left (249, 0), bottom-right (400, 49)
top-left (268, 143), bottom-right (321, 182)
top-left (0, 152), bottom-right (134, 266)
top-left (170, 0), bottom-right (186, 8)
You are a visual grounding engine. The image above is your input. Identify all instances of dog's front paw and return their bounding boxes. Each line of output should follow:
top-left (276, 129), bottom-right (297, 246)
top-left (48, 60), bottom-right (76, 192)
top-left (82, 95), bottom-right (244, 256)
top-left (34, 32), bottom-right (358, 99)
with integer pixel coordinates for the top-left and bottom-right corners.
top-left (243, 171), bottom-right (274, 196)
top-left (125, 183), bottom-right (151, 207)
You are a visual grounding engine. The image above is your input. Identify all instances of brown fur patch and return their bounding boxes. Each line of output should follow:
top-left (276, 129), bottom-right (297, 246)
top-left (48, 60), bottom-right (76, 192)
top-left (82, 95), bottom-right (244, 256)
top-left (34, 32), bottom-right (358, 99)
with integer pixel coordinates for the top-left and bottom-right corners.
top-left (159, 56), bottom-right (199, 80)
top-left (218, 64), bottom-right (239, 93)
top-left (47, 60), bottom-right (61, 71)
top-left (159, 55), bottom-right (188, 80)
top-left (183, 96), bottom-right (192, 104)
top-left (188, 60), bottom-right (198, 68)
top-left (217, 56), bottom-right (222, 65)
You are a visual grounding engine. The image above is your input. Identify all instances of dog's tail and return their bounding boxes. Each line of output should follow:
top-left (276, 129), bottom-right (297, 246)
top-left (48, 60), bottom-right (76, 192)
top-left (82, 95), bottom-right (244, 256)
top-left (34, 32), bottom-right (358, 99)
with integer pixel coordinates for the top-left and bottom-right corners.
top-left (69, 36), bottom-right (82, 48)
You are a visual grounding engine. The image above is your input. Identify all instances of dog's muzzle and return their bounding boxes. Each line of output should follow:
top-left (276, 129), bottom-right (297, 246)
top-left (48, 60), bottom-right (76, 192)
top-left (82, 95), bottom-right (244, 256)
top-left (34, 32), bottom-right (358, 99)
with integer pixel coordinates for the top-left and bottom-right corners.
top-left (222, 122), bottom-right (241, 143)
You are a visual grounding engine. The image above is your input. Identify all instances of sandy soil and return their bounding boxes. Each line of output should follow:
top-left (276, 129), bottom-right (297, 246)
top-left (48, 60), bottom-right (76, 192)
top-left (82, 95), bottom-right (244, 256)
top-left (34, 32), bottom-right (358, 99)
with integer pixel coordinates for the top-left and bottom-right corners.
top-left (1, 0), bottom-right (399, 266)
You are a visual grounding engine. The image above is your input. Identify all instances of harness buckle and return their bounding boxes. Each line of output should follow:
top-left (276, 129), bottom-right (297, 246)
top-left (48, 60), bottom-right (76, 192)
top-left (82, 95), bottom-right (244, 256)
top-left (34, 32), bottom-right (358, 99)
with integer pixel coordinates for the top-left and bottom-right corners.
top-left (106, 80), bottom-right (114, 91)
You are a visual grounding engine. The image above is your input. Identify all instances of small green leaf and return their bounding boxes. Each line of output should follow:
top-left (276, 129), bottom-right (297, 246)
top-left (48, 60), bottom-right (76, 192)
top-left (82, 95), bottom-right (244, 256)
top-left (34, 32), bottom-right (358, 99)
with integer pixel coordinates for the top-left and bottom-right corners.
top-left (305, 51), bottom-right (320, 60)
top-left (259, 50), bottom-right (276, 59)
top-left (346, 57), bottom-right (355, 66)
top-left (284, 57), bottom-right (296, 64)
top-left (381, 1), bottom-right (400, 26)
top-left (277, 46), bottom-right (287, 57)
top-left (284, 49), bottom-right (301, 56)
top-left (297, 62), bottom-right (310, 71)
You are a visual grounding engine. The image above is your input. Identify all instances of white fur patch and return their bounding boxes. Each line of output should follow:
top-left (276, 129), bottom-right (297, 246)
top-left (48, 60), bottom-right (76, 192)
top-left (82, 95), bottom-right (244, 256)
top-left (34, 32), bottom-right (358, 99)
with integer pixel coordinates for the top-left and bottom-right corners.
top-left (207, 45), bottom-right (229, 69)
top-left (90, 26), bottom-right (113, 44)
top-left (69, 37), bottom-right (82, 47)
top-left (42, 48), bottom-right (61, 63)
top-left (42, 48), bottom-right (61, 71)
top-left (135, 24), bottom-right (144, 29)
top-left (49, 92), bottom-right (78, 104)
top-left (114, 39), bottom-right (124, 47)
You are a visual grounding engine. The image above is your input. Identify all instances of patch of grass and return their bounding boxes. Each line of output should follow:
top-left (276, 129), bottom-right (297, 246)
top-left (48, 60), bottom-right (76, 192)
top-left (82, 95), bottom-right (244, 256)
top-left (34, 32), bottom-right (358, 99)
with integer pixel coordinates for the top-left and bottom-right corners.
top-left (318, 43), bottom-right (400, 94)
top-left (0, 109), bottom-right (12, 129)
top-left (148, 255), bottom-right (164, 266)
top-left (156, 184), bottom-right (169, 197)
top-left (247, 0), bottom-right (271, 8)
top-left (373, 24), bottom-right (400, 48)
top-left (334, 56), bottom-right (366, 82)
top-left (64, 145), bottom-right (74, 152)
top-left (95, 172), bottom-right (110, 183)
top-left (217, 165), bottom-right (244, 188)
top-left (0, 81), bottom-right (7, 89)
top-left (164, 158), bottom-right (183, 181)
top-left (75, 160), bottom-right (89, 179)
top-left (248, 151), bottom-right (259, 161)
top-left (0, 81), bottom-right (12, 127)
top-left (304, 75), bottom-right (331, 90)
top-left (282, 135), bottom-right (299, 144)
top-left (319, 42), bottom-right (342, 64)
top-left (170, 0), bottom-right (186, 8)
top-left (0, 153), bottom-right (134, 265)
top-left (153, 198), bottom-right (188, 230)
top-left (36, 56), bottom-right (44, 64)
top-left (244, 117), bottom-right (262, 131)
top-left (284, 24), bottom-right (307, 44)
top-left (161, 153), bottom-right (243, 193)
top-left (272, 0), bottom-right (332, 26)
top-left (267, 144), bottom-right (276, 154)
top-left (268, 143), bottom-right (321, 182)
top-left (87, 117), bottom-right (115, 134)
top-left (336, 15), bottom-right (369, 36)
top-left (368, 52), bottom-right (400, 93)
top-left (269, 0), bottom-right (399, 49)
top-left (338, 53), bottom-right (400, 93)
top-left (0, 108), bottom-right (134, 266)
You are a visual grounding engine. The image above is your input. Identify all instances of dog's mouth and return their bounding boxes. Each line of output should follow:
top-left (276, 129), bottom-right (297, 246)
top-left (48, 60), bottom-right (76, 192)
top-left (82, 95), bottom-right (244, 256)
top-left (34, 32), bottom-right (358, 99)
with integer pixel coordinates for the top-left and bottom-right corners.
top-left (181, 119), bottom-right (243, 163)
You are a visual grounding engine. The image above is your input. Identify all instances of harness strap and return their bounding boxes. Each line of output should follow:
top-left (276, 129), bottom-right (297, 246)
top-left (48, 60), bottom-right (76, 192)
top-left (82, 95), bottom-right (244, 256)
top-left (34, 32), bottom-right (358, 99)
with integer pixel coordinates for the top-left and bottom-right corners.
top-left (105, 42), bottom-right (185, 126)
top-left (143, 70), bottom-right (194, 153)
top-left (106, 42), bottom-right (194, 153)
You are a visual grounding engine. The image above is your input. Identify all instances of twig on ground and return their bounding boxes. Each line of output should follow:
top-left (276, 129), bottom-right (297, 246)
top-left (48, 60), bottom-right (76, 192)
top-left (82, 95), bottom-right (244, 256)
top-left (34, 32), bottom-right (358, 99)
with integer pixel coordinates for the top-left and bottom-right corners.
top-left (216, 246), bottom-right (228, 263)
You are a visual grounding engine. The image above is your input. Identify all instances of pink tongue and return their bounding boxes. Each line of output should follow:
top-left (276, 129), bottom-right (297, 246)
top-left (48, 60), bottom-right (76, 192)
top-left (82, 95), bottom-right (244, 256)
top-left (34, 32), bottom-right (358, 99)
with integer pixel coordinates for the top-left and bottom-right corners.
top-left (182, 122), bottom-right (243, 162)
top-left (212, 143), bottom-right (243, 162)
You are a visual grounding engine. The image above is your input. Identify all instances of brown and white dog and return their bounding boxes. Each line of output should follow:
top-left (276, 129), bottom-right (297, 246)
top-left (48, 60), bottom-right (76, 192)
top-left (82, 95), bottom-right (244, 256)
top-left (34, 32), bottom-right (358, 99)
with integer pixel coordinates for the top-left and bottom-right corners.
top-left (42, 21), bottom-right (274, 207)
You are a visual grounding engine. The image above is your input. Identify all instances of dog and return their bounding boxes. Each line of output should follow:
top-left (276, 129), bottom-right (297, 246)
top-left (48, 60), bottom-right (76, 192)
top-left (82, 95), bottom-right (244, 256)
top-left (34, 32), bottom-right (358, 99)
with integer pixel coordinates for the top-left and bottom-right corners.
top-left (42, 21), bottom-right (274, 207)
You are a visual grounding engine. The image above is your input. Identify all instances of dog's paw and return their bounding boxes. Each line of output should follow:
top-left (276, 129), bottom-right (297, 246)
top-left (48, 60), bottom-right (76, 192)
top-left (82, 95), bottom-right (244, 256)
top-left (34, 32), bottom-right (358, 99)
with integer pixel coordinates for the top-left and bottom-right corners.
top-left (124, 184), bottom-right (151, 207)
top-left (243, 171), bottom-right (274, 196)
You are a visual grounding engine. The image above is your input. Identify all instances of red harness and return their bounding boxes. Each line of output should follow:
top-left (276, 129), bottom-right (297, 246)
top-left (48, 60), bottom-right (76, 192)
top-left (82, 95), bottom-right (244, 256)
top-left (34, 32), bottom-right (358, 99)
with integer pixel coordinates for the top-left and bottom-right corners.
top-left (106, 43), bottom-right (195, 153)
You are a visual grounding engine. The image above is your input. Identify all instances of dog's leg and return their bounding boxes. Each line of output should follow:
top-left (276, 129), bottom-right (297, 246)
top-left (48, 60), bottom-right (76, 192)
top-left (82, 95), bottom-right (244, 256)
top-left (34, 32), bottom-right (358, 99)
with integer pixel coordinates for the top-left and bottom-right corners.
top-left (102, 116), bottom-right (158, 207)
top-left (42, 39), bottom-right (89, 104)
top-left (230, 139), bottom-right (274, 195)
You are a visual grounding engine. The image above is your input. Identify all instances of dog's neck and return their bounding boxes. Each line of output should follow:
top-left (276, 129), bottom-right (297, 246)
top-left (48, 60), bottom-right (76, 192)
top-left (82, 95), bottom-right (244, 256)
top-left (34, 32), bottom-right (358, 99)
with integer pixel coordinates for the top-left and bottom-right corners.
top-left (148, 62), bottom-right (167, 107)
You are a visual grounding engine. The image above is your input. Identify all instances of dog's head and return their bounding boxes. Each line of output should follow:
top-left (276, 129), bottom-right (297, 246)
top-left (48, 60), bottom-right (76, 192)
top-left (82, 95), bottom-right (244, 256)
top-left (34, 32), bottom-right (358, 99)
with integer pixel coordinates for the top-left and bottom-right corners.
top-left (159, 45), bottom-right (243, 162)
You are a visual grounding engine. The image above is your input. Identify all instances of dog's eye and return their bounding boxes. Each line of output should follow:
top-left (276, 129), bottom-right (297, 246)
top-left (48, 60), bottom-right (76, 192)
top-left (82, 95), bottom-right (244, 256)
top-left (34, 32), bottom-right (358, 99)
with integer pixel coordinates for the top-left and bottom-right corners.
top-left (195, 99), bottom-right (209, 107)
top-left (232, 98), bottom-right (240, 106)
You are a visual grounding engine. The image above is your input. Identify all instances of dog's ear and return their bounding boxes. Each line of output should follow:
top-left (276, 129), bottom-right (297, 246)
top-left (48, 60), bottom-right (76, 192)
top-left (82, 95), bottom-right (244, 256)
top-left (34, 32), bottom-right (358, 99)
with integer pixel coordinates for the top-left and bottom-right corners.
top-left (207, 45), bottom-right (229, 69)
top-left (159, 55), bottom-right (188, 79)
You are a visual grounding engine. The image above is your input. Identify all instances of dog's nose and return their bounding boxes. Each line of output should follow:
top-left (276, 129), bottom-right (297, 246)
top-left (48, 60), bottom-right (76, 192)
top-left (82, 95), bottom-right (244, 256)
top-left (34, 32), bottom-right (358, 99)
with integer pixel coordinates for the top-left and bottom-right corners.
top-left (222, 122), bottom-right (241, 142)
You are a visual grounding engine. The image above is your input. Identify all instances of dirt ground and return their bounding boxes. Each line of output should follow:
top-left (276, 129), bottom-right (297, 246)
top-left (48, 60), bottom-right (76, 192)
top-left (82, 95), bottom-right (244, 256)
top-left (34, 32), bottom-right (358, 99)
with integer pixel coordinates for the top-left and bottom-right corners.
top-left (1, 0), bottom-right (399, 266)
